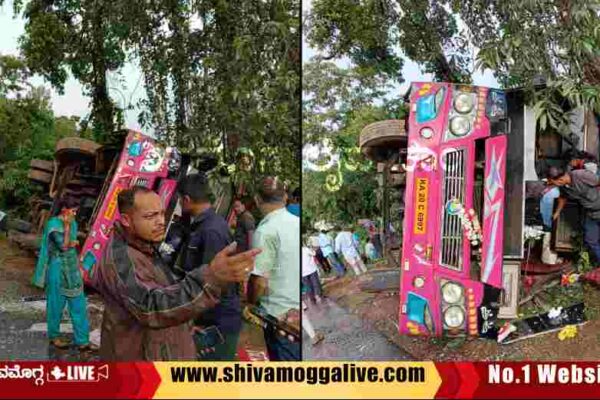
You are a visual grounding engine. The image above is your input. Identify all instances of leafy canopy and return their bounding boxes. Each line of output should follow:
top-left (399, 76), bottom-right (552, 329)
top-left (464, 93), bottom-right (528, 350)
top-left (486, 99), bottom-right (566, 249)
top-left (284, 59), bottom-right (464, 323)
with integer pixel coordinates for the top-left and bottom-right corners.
top-left (308, 0), bottom-right (600, 132)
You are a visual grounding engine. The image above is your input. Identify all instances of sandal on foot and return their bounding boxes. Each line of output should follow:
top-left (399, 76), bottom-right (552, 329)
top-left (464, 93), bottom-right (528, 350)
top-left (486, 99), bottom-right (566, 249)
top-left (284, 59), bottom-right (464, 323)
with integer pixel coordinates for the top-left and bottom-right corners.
top-left (50, 338), bottom-right (71, 349)
top-left (78, 343), bottom-right (99, 352)
top-left (312, 332), bottom-right (325, 346)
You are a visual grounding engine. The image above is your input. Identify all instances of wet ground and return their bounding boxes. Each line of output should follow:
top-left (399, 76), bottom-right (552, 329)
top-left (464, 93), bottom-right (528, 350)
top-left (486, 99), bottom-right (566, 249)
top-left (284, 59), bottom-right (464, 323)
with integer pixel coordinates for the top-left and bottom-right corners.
top-left (0, 312), bottom-right (100, 360)
top-left (302, 298), bottom-right (411, 360)
top-left (0, 235), bottom-right (267, 361)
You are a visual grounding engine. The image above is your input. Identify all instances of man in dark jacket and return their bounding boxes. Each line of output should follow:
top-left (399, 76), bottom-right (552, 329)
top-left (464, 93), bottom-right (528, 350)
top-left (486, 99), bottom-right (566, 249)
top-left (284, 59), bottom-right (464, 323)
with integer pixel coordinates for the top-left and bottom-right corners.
top-left (178, 174), bottom-right (241, 360)
top-left (91, 186), bottom-right (260, 361)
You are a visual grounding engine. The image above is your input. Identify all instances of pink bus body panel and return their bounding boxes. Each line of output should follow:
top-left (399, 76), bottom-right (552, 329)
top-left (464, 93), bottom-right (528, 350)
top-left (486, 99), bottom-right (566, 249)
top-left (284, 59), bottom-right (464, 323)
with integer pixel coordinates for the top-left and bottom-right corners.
top-left (481, 136), bottom-right (507, 288)
top-left (79, 130), bottom-right (179, 281)
top-left (399, 82), bottom-right (507, 337)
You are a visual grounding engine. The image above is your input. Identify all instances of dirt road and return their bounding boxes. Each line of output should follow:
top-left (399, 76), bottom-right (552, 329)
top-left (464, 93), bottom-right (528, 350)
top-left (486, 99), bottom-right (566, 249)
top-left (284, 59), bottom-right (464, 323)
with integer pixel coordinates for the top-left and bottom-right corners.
top-left (322, 267), bottom-right (600, 361)
top-left (302, 297), bottom-right (412, 360)
top-left (0, 235), bottom-right (267, 361)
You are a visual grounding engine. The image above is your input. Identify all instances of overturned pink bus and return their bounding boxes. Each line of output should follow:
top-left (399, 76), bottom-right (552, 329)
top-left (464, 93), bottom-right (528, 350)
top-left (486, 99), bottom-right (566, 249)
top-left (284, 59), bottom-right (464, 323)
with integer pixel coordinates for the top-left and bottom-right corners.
top-left (398, 82), bottom-right (509, 337)
top-left (79, 131), bottom-right (187, 281)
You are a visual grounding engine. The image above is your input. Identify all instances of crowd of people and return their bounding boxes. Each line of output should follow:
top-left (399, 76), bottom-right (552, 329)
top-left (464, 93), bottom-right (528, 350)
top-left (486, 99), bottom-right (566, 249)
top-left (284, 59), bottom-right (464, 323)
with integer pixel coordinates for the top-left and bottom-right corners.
top-left (308, 223), bottom-right (381, 279)
top-left (300, 220), bottom-right (384, 347)
top-left (33, 175), bottom-right (301, 361)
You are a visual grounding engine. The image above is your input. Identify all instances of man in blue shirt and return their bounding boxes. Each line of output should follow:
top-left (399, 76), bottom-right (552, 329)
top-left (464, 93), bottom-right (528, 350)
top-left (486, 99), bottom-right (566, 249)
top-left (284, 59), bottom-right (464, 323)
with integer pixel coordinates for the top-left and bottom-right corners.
top-left (177, 174), bottom-right (241, 360)
top-left (286, 187), bottom-right (300, 217)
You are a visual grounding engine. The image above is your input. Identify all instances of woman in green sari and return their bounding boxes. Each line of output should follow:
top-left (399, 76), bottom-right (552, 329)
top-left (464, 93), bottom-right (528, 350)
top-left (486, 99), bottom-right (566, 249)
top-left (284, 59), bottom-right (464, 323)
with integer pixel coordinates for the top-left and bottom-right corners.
top-left (32, 198), bottom-right (95, 352)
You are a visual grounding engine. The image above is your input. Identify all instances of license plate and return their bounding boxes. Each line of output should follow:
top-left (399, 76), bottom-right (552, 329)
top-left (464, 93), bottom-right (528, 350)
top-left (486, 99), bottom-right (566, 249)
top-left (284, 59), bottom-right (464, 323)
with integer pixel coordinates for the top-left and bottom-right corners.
top-left (414, 178), bottom-right (428, 234)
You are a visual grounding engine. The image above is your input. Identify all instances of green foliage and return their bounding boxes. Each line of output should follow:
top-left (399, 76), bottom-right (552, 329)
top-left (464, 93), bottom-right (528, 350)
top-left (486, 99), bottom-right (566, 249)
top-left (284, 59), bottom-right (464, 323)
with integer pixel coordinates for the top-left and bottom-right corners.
top-left (5, 0), bottom-right (130, 142)
top-left (0, 55), bottom-right (30, 97)
top-left (308, 0), bottom-right (600, 136)
top-left (308, 0), bottom-right (472, 83)
top-left (0, 55), bottom-right (80, 216)
top-left (308, 0), bottom-right (403, 82)
top-left (303, 59), bottom-right (395, 145)
top-left (129, 0), bottom-right (300, 187)
top-left (302, 58), bottom-right (404, 231)
top-left (462, 0), bottom-right (600, 133)
top-left (6, 1), bottom-right (300, 186)
top-left (302, 166), bottom-right (379, 232)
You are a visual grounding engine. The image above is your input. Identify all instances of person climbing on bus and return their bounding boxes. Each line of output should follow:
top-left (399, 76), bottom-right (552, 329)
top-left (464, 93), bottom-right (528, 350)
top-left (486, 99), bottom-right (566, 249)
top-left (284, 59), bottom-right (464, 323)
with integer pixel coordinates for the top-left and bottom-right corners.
top-left (547, 166), bottom-right (600, 264)
top-left (541, 152), bottom-right (600, 233)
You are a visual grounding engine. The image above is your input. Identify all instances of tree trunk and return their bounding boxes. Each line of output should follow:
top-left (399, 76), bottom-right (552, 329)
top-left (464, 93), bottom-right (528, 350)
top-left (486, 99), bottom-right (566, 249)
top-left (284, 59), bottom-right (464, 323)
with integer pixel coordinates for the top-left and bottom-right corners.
top-left (168, 1), bottom-right (189, 146)
top-left (558, 0), bottom-right (600, 85)
top-left (90, 0), bottom-right (114, 142)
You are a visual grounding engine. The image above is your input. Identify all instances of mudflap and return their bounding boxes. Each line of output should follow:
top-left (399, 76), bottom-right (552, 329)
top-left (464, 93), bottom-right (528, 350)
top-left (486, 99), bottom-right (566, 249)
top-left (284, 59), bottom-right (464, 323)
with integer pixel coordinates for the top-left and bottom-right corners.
top-left (477, 283), bottom-right (502, 340)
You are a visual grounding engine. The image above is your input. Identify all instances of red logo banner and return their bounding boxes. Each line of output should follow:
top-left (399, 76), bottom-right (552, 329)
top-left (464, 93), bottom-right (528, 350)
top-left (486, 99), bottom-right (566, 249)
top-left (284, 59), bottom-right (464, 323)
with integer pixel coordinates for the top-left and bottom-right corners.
top-left (436, 362), bottom-right (600, 399)
top-left (0, 362), bottom-right (160, 399)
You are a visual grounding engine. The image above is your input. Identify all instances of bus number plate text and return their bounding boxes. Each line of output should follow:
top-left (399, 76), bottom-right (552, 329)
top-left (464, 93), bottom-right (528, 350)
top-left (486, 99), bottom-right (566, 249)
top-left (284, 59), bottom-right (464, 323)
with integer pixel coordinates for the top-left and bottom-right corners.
top-left (414, 178), bottom-right (428, 234)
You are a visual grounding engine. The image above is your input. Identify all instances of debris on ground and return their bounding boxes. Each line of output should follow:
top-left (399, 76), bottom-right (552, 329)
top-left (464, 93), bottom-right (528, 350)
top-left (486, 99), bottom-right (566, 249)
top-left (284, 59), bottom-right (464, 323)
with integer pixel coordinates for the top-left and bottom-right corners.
top-left (323, 261), bottom-right (600, 360)
top-left (558, 325), bottom-right (578, 341)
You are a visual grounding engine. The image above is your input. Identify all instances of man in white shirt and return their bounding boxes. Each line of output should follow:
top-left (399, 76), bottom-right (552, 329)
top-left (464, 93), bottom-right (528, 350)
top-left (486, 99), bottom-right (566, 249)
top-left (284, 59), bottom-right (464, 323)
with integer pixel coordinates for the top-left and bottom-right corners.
top-left (247, 177), bottom-right (300, 361)
top-left (335, 227), bottom-right (367, 276)
top-left (318, 229), bottom-right (345, 277)
top-left (302, 245), bottom-right (323, 304)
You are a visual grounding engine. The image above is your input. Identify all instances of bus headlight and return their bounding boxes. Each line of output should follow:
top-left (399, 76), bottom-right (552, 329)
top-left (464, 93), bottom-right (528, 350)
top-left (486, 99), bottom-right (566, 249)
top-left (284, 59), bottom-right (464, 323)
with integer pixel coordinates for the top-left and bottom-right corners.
top-left (453, 93), bottom-right (474, 114)
top-left (449, 116), bottom-right (471, 136)
top-left (420, 127), bottom-right (434, 139)
top-left (444, 306), bottom-right (465, 328)
top-left (441, 281), bottom-right (464, 304)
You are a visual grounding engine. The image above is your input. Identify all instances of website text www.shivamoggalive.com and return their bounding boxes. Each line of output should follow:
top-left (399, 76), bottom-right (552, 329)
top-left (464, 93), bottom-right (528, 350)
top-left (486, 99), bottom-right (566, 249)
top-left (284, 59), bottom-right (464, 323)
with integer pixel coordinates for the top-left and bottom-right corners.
top-left (170, 364), bottom-right (426, 385)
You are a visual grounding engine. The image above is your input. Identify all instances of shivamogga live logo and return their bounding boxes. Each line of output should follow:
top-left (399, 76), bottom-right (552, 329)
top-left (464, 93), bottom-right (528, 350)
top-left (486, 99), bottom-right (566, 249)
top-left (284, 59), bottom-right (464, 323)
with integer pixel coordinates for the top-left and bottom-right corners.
top-left (0, 364), bottom-right (109, 386)
top-left (0, 364), bottom-right (45, 386)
